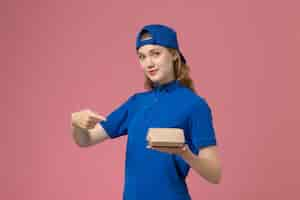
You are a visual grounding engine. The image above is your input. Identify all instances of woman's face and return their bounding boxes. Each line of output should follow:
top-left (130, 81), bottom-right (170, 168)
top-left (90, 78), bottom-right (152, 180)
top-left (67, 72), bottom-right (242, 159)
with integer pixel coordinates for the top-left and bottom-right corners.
top-left (137, 44), bottom-right (177, 85)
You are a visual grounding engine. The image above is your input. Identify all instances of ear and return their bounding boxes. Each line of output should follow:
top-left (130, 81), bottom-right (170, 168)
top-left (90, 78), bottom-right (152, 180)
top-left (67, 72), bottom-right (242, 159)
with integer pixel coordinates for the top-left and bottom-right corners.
top-left (172, 51), bottom-right (180, 61)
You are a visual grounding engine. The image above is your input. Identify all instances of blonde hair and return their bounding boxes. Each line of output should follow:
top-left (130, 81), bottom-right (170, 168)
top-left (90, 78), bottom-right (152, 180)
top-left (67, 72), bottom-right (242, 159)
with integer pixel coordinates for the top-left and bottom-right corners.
top-left (139, 31), bottom-right (198, 94)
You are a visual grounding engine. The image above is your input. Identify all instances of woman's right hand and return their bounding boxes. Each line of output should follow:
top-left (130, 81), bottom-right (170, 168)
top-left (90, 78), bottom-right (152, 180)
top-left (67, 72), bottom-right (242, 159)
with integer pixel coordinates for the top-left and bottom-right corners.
top-left (71, 109), bottom-right (107, 130)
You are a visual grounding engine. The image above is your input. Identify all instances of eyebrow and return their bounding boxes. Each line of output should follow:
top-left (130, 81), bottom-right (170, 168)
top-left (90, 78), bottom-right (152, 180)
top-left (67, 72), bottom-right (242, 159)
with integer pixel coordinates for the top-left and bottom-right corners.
top-left (137, 48), bottom-right (161, 55)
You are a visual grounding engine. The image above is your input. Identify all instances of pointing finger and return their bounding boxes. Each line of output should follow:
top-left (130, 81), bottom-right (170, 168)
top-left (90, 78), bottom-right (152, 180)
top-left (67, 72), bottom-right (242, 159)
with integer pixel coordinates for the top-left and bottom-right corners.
top-left (89, 113), bottom-right (107, 122)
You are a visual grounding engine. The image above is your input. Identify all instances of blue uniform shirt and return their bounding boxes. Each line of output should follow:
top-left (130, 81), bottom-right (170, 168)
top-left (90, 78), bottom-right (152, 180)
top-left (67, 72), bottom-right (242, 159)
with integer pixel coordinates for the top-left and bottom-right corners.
top-left (100, 79), bottom-right (217, 200)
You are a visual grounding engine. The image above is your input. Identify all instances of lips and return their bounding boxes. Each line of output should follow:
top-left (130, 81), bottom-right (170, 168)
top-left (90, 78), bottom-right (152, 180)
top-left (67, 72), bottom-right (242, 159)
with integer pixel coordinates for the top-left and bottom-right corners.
top-left (148, 69), bottom-right (158, 75)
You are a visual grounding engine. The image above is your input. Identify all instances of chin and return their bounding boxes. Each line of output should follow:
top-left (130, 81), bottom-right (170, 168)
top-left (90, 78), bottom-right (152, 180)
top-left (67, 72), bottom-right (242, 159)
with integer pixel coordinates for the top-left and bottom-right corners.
top-left (147, 72), bottom-right (164, 83)
top-left (148, 76), bottom-right (161, 83)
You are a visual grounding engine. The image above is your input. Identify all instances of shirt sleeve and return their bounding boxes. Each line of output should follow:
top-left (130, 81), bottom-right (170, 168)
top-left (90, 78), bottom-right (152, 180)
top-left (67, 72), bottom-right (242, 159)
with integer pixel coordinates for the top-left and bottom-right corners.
top-left (99, 94), bottom-right (137, 139)
top-left (187, 98), bottom-right (217, 151)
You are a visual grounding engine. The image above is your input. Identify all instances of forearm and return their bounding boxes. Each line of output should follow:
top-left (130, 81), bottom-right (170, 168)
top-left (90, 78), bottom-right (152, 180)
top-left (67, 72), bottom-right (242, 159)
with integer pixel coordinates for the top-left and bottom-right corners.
top-left (72, 124), bottom-right (109, 147)
top-left (181, 148), bottom-right (221, 184)
top-left (72, 126), bottom-right (91, 147)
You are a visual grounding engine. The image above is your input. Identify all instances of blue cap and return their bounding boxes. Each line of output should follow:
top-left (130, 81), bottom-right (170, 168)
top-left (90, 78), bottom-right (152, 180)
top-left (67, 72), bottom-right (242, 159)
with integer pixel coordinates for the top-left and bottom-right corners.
top-left (136, 24), bottom-right (186, 64)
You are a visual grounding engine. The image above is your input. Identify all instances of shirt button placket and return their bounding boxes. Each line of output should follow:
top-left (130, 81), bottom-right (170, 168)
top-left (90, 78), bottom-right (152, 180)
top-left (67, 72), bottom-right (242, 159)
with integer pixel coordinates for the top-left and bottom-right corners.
top-left (146, 90), bottom-right (160, 124)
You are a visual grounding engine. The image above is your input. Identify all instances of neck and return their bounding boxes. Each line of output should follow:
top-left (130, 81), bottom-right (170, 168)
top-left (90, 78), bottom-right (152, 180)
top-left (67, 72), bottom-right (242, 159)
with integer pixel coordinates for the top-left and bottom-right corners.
top-left (153, 79), bottom-right (178, 89)
top-left (156, 76), bottom-right (176, 85)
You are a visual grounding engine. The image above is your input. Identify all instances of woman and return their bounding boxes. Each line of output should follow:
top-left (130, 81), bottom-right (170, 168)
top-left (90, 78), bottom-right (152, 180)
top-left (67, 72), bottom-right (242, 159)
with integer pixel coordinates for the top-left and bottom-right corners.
top-left (71, 24), bottom-right (222, 200)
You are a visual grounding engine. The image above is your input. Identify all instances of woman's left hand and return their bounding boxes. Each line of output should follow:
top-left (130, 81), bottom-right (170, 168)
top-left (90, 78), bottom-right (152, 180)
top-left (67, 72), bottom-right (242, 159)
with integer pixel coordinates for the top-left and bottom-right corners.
top-left (147, 144), bottom-right (190, 157)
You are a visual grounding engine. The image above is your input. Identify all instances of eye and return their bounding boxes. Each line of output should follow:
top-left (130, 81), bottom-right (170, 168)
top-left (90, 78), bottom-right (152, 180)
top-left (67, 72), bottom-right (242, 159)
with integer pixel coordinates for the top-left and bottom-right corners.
top-left (138, 55), bottom-right (145, 60)
top-left (153, 51), bottom-right (160, 56)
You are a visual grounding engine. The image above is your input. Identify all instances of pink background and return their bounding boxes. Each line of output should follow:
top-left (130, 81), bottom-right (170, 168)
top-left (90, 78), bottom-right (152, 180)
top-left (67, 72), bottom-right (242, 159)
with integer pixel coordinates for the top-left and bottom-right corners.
top-left (1, 0), bottom-right (300, 199)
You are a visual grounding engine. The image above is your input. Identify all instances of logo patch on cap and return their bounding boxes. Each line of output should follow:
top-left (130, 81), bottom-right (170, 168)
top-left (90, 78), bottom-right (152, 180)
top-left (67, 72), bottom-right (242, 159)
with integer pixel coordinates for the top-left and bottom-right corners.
top-left (139, 30), bottom-right (152, 41)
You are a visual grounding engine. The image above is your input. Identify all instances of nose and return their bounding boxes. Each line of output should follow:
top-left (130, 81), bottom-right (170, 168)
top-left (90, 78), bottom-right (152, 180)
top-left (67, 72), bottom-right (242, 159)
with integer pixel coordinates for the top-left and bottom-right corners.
top-left (144, 57), bottom-right (155, 69)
